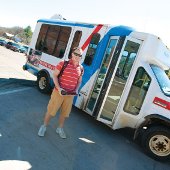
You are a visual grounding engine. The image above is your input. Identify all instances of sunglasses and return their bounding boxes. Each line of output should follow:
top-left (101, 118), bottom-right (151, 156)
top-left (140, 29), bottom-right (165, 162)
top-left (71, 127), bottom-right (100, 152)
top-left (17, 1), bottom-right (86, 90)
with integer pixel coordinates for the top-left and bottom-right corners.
top-left (73, 52), bottom-right (82, 57)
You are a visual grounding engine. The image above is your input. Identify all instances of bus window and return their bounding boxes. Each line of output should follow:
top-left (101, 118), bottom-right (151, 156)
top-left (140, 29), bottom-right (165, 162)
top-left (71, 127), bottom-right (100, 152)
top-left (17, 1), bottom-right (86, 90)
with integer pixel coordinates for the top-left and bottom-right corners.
top-left (118, 41), bottom-right (140, 79)
top-left (35, 24), bottom-right (71, 58)
top-left (44, 25), bottom-right (60, 54)
top-left (86, 39), bottom-right (118, 112)
top-left (53, 26), bottom-right (71, 58)
top-left (124, 67), bottom-right (151, 115)
top-left (36, 24), bottom-right (48, 51)
top-left (69, 31), bottom-right (82, 58)
top-left (151, 65), bottom-right (170, 97)
top-left (99, 40), bottom-right (141, 120)
top-left (165, 69), bottom-right (170, 79)
top-left (84, 33), bottom-right (100, 66)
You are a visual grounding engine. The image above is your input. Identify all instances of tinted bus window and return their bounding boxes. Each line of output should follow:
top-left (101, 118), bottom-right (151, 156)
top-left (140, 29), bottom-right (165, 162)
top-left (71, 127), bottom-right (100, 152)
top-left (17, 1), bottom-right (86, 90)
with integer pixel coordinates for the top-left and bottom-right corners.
top-left (53, 26), bottom-right (71, 58)
top-left (36, 24), bottom-right (48, 51)
top-left (84, 33), bottom-right (100, 65)
top-left (71, 31), bottom-right (82, 49)
top-left (124, 67), bottom-right (151, 115)
top-left (69, 31), bottom-right (82, 58)
top-left (44, 25), bottom-right (60, 54)
top-left (35, 24), bottom-right (71, 58)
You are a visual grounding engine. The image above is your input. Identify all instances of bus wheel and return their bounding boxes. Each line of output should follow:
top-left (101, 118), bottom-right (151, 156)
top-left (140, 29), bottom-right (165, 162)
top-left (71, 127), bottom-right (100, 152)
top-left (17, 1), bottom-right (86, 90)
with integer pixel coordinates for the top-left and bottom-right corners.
top-left (37, 72), bottom-right (51, 94)
top-left (142, 126), bottom-right (170, 161)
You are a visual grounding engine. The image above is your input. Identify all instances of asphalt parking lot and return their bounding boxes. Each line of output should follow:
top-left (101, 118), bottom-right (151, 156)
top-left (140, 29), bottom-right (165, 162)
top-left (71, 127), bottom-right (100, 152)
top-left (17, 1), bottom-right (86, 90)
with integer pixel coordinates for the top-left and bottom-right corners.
top-left (0, 46), bottom-right (169, 170)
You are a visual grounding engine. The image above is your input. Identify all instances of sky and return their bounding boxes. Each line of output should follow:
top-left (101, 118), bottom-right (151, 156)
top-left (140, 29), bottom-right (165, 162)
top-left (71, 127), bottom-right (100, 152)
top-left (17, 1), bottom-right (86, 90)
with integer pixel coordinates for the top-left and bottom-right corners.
top-left (1, 0), bottom-right (170, 47)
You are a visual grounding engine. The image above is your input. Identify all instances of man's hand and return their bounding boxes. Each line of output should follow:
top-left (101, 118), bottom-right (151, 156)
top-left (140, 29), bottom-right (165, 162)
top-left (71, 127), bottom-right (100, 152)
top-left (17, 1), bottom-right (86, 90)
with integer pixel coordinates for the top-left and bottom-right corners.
top-left (53, 68), bottom-right (62, 95)
top-left (60, 88), bottom-right (67, 95)
top-left (58, 88), bottom-right (62, 95)
top-left (57, 87), bottom-right (65, 96)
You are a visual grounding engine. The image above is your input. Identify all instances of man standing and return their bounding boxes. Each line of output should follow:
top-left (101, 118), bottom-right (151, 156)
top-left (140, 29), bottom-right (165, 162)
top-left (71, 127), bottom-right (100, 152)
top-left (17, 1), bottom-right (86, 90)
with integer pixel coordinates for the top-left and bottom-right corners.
top-left (38, 47), bottom-right (83, 139)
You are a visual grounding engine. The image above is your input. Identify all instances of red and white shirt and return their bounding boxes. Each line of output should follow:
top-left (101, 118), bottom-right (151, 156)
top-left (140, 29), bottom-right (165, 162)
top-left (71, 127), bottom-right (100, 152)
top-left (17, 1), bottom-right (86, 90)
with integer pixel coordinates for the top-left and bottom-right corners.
top-left (56, 60), bottom-right (83, 92)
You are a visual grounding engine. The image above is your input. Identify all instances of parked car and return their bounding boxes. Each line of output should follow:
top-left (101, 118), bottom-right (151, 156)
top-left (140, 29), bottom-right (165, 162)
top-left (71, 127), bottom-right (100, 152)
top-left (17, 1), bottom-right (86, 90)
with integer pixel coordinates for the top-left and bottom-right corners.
top-left (5, 42), bottom-right (16, 50)
top-left (5, 42), bottom-right (21, 52)
top-left (18, 46), bottom-right (27, 53)
top-left (22, 45), bottom-right (29, 53)
top-left (11, 43), bottom-right (22, 52)
top-left (0, 39), bottom-right (7, 46)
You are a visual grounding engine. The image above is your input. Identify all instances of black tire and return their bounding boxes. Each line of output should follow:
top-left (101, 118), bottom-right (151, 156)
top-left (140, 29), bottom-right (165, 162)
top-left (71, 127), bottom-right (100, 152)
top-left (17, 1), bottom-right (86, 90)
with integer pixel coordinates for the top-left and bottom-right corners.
top-left (142, 126), bottom-right (170, 161)
top-left (37, 72), bottom-right (52, 94)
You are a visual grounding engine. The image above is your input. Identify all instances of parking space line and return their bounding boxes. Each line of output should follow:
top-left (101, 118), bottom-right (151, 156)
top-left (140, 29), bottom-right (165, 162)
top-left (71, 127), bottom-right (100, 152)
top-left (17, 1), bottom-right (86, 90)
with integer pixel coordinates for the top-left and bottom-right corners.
top-left (0, 87), bottom-right (32, 96)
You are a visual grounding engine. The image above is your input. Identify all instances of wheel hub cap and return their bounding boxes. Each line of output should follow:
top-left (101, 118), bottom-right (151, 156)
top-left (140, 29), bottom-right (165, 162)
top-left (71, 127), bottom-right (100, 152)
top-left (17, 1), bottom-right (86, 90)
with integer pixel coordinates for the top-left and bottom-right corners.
top-left (149, 135), bottom-right (170, 156)
top-left (39, 77), bottom-right (46, 89)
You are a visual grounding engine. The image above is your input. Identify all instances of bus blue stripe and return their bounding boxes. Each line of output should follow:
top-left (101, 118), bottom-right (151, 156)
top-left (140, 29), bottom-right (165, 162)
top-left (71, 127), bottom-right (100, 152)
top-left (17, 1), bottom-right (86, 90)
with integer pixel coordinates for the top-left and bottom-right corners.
top-left (24, 64), bottom-right (39, 76)
top-left (81, 25), bottom-right (133, 89)
top-left (37, 19), bottom-right (95, 28)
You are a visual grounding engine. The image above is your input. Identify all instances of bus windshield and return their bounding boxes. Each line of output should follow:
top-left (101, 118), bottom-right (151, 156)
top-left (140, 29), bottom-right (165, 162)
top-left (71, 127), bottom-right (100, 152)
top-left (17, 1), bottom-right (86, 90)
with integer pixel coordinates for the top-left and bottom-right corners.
top-left (151, 64), bottom-right (170, 97)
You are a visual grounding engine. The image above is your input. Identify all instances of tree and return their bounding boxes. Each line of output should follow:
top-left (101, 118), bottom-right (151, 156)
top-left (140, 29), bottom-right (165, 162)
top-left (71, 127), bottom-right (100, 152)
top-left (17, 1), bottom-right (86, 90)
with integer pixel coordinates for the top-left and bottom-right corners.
top-left (24, 26), bottom-right (32, 44)
top-left (0, 25), bottom-right (33, 44)
top-left (11, 26), bottom-right (23, 35)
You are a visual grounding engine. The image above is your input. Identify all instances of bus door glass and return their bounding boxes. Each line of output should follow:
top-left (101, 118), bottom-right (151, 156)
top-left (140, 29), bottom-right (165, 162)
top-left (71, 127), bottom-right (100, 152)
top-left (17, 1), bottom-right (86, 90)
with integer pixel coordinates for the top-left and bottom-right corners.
top-left (85, 37), bottom-right (119, 114)
top-left (97, 37), bottom-right (142, 125)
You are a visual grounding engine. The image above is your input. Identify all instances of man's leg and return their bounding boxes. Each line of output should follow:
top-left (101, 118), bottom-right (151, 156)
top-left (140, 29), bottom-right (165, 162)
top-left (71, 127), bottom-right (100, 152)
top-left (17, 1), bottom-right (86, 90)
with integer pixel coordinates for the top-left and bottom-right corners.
top-left (56, 95), bottom-right (74, 139)
top-left (38, 90), bottom-right (63, 137)
top-left (58, 113), bottom-right (66, 128)
top-left (56, 114), bottom-right (67, 138)
top-left (59, 95), bottom-right (73, 127)
top-left (44, 112), bottom-right (52, 126)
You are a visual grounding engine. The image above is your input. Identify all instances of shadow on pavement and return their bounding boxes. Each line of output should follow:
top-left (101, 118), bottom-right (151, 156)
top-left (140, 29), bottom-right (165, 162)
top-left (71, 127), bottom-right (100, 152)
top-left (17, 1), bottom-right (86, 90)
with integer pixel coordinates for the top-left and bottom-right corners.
top-left (0, 78), bottom-right (36, 91)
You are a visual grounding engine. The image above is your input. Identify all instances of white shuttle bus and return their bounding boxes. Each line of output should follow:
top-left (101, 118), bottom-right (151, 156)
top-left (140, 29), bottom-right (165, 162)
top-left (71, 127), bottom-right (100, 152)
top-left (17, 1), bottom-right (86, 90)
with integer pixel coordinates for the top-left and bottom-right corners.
top-left (23, 18), bottom-right (170, 161)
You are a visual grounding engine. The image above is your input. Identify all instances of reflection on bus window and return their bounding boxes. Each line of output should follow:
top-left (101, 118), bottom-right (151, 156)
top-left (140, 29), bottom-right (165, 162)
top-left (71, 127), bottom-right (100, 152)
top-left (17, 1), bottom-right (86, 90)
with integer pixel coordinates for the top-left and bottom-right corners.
top-left (165, 69), bottom-right (170, 79)
top-left (151, 65), bottom-right (170, 97)
top-left (35, 24), bottom-right (71, 58)
top-left (84, 33), bottom-right (100, 66)
top-left (124, 67), bottom-right (151, 115)
top-left (36, 24), bottom-right (48, 51)
top-left (86, 39), bottom-right (118, 112)
top-left (99, 40), bottom-right (141, 120)
top-left (118, 41), bottom-right (140, 79)
top-left (69, 31), bottom-right (82, 58)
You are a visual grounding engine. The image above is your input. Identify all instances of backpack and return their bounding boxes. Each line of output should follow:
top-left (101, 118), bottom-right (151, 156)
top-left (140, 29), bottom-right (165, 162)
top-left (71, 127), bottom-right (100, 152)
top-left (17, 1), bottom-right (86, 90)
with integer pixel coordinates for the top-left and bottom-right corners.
top-left (58, 60), bottom-right (83, 78)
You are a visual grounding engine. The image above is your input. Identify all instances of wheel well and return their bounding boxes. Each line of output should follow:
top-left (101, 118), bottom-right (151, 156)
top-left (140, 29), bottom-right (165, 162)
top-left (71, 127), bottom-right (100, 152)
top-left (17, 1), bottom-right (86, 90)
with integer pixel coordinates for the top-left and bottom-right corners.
top-left (134, 115), bottom-right (170, 140)
top-left (144, 118), bottom-right (170, 129)
top-left (37, 69), bottom-right (50, 79)
top-left (37, 69), bottom-right (53, 84)
top-left (37, 69), bottom-right (53, 93)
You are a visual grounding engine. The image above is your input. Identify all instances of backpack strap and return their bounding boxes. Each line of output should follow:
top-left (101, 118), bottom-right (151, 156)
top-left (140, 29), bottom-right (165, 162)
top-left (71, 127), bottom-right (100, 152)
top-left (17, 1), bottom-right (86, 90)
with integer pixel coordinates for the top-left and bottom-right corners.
top-left (58, 60), bottom-right (69, 78)
top-left (58, 60), bottom-right (84, 78)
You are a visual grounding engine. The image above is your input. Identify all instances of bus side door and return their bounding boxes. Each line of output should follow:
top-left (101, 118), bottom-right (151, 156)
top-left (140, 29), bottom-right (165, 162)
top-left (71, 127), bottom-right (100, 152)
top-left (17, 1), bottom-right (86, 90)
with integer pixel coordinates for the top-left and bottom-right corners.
top-left (85, 36), bottom-right (143, 126)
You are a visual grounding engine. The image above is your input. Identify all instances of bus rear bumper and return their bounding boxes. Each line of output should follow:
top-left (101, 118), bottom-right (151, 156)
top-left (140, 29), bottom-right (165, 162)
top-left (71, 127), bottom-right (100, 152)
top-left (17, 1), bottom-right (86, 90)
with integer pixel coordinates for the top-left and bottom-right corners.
top-left (23, 64), bottom-right (27, 70)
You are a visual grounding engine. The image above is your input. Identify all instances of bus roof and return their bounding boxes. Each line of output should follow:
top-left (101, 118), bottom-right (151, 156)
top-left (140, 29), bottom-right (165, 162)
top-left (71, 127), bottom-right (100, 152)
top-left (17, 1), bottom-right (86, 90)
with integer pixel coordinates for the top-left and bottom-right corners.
top-left (37, 18), bottom-right (101, 28)
top-left (37, 18), bottom-right (135, 32)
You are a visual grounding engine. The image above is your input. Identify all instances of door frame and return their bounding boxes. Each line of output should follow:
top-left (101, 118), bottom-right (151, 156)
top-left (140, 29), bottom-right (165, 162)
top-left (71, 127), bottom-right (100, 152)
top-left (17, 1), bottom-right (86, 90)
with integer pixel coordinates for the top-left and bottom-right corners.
top-left (84, 36), bottom-right (125, 115)
top-left (96, 36), bottom-right (143, 125)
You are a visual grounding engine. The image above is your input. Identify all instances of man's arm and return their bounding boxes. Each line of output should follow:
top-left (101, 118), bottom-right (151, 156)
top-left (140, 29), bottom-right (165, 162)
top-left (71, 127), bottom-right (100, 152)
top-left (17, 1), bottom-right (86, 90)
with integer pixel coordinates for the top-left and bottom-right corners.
top-left (53, 68), bottom-right (62, 94)
top-left (74, 76), bottom-right (82, 94)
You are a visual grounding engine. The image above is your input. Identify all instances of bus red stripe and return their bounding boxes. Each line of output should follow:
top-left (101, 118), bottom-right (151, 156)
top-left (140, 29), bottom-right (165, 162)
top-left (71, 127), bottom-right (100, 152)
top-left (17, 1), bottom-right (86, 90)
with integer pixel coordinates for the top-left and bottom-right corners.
top-left (81, 24), bottom-right (103, 51)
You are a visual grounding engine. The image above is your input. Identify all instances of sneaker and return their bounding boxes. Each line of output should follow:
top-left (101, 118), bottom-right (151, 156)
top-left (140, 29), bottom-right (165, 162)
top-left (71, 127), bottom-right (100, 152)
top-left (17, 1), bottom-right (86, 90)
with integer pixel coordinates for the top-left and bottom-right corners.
top-left (38, 125), bottom-right (46, 137)
top-left (56, 127), bottom-right (66, 139)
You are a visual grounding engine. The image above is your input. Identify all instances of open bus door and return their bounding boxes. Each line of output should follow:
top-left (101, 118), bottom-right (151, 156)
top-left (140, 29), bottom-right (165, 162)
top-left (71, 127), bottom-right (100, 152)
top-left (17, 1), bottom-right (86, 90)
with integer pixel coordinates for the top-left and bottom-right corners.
top-left (85, 36), bottom-right (143, 127)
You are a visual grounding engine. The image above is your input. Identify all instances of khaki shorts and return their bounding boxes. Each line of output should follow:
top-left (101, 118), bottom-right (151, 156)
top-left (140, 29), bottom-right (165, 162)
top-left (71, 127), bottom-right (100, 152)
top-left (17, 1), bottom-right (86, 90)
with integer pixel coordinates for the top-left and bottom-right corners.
top-left (47, 89), bottom-right (74, 117)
